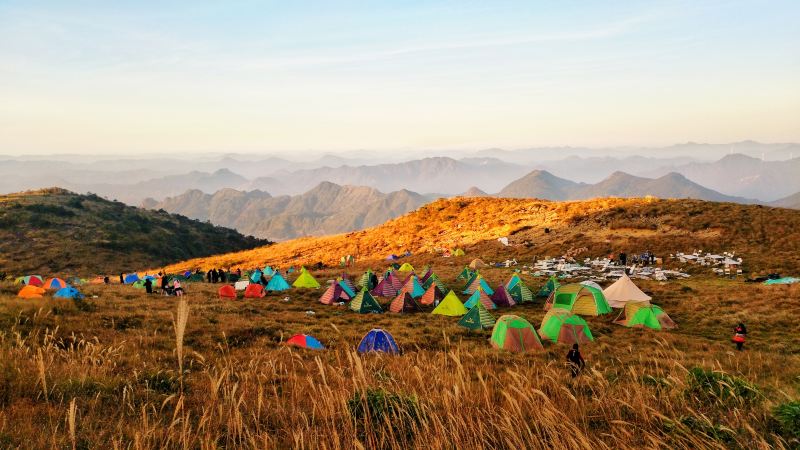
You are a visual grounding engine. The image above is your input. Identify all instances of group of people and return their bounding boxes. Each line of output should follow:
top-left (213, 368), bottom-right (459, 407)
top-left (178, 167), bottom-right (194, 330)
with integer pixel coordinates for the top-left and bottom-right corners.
top-left (611, 251), bottom-right (657, 267)
top-left (206, 268), bottom-right (235, 283)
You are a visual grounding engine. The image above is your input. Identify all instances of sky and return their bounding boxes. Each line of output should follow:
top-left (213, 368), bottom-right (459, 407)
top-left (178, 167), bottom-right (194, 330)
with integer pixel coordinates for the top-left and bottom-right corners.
top-left (1, 0), bottom-right (799, 154)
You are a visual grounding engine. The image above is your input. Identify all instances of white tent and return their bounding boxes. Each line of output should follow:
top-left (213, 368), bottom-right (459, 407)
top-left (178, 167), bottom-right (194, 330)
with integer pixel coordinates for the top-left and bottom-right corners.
top-left (234, 280), bottom-right (250, 291)
top-left (602, 273), bottom-right (651, 308)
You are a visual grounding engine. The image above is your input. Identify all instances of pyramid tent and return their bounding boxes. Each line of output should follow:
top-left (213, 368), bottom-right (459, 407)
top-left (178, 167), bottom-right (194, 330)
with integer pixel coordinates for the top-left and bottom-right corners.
top-left (349, 289), bottom-right (384, 314)
top-left (490, 315), bottom-right (544, 352)
top-left (422, 273), bottom-right (447, 293)
top-left (419, 284), bottom-right (444, 306)
top-left (338, 273), bottom-right (357, 292)
top-left (18, 285), bottom-right (46, 298)
top-left (469, 258), bottom-right (488, 269)
top-left (508, 282), bottom-right (534, 303)
top-left (357, 329), bottom-right (400, 354)
top-left (286, 334), bottom-right (325, 350)
top-left (263, 266), bottom-right (275, 276)
top-left (266, 273), bottom-right (291, 291)
top-left (491, 285), bottom-right (516, 307)
top-left (400, 275), bottom-right (425, 298)
top-left (539, 308), bottom-right (594, 344)
top-left (457, 266), bottom-right (473, 280)
top-left (464, 288), bottom-right (496, 310)
top-left (338, 279), bottom-right (356, 298)
top-left (124, 274), bottom-right (140, 284)
top-left (452, 248), bottom-right (466, 257)
top-left (419, 266), bottom-right (433, 283)
top-left (537, 276), bottom-right (560, 297)
top-left (244, 283), bottom-right (266, 298)
top-left (371, 271), bottom-right (402, 297)
top-left (389, 291), bottom-right (422, 313)
top-left (250, 270), bottom-right (263, 283)
top-left (615, 302), bottom-right (676, 330)
top-left (463, 275), bottom-right (494, 296)
top-left (292, 268), bottom-right (321, 288)
top-left (357, 269), bottom-right (379, 290)
top-left (545, 284), bottom-right (612, 316)
top-left (234, 280), bottom-right (250, 291)
top-left (319, 283), bottom-right (351, 305)
top-left (53, 286), bottom-right (84, 299)
top-left (603, 274), bottom-right (651, 308)
top-left (432, 291), bottom-right (468, 316)
top-left (458, 303), bottom-right (496, 331)
top-left (506, 274), bottom-right (522, 290)
top-left (398, 262), bottom-right (415, 272)
top-left (218, 285), bottom-right (237, 299)
top-left (43, 278), bottom-right (68, 290)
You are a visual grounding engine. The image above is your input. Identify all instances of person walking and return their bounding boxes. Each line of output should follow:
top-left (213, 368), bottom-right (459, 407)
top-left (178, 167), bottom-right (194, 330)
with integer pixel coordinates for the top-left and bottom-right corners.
top-left (732, 323), bottom-right (747, 351)
top-left (566, 344), bottom-right (586, 378)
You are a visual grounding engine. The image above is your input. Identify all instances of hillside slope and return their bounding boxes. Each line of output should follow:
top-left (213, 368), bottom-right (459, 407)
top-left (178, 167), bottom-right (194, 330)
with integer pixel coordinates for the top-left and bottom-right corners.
top-left (0, 188), bottom-right (268, 275)
top-left (165, 197), bottom-right (800, 274)
top-left (771, 191), bottom-right (800, 209)
top-left (146, 182), bottom-right (433, 240)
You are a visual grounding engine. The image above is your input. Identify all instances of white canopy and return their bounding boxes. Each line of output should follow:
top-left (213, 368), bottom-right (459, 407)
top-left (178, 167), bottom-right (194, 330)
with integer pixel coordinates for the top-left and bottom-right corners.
top-left (602, 273), bottom-right (651, 308)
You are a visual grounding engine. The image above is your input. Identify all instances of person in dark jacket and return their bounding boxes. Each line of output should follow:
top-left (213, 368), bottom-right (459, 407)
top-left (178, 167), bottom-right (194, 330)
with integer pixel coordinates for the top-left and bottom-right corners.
top-left (566, 344), bottom-right (586, 378)
top-left (206, 270), bottom-right (212, 283)
top-left (733, 323), bottom-right (747, 351)
top-left (218, 268), bottom-right (226, 283)
top-left (144, 278), bottom-right (153, 294)
top-left (119, 273), bottom-right (124, 284)
top-left (259, 273), bottom-right (269, 286)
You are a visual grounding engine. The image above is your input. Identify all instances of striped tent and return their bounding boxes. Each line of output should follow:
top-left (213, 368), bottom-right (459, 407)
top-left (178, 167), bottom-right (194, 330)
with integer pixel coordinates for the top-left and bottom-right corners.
top-left (491, 285), bottom-right (516, 307)
top-left (464, 288), bottom-right (496, 310)
top-left (389, 291), bottom-right (422, 313)
top-left (419, 284), bottom-right (444, 306)
top-left (349, 289), bottom-right (383, 314)
top-left (508, 281), bottom-right (534, 303)
top-left (458, 303), bottom-right (496, 330)
top-left (319, 283), bottom-right (352, 305)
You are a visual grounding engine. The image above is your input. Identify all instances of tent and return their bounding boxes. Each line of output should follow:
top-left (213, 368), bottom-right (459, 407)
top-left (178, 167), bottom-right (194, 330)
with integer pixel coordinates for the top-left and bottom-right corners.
top-left (469, 258), bottom-right (488, 269)
top-left (764, 277), bottom-right (800, 285)
top-left (603, 274), bottom-right (651, 308)
top-left (422, 273), bottom-right (447, 293)
top-left (508, 282), bottom-right (534, 303)
top-left (389, 291), bottom-right (422, 313)
top-left (539, 308), bottom-right (594, 344)
top-left (357, 329), bottom-right (400, 354)
top-left (292, 268), bottom-right (321, 289)
top-left (432, 291), bottom-right (468, 316)
top-left (218, 285), bottom-right (237, 299)
top-left (464, 288), bottom-right (496, 310)
top-left (400, 275), bottom-right (425, 298)
top-left (458, 303), bottom-right (496, 331)
top-left (132, 280), bottom-right (146, 289)
top-left (349, 289), bottom-right (383, 314)
top-left (266, 273), bottom-right (291, 291)
top-left (358, 269), bottom-right (379, 290)
top-left (337, 279), bottom-right (356, 298)
top-left (615, 302), bottom-right (676, 330)
top-left (537, 276), bottom-right (560, 298)
top-left (579, 280), bottom-right (602, 290)
top-left (491, 285), bottom-right (516, 307)
top-left (263, 266), bottom-right (275, 276)
top-left (419, 284), bottom-right (444, 306)
top-left (234, 280), bottom-right (250, 291)
top-left (124, 274), bottom-right (140, 284)
top-left (386, 254), bottom-right (399, 261)
top-left (18, 275), bottom-right (44, 286)
top-left (338, 273), bottom-right (357, 292)
top-left (463, 275), bottom-right (494, 296)
top-left (43, 278), bottom-right (68, 289)
top-left (452, 248), bottom-right (466, 257)
top-left (319, 283), bottom-right (351, 305)
top-left (398, 262), bottom-right (415, 272)
top-left (545, 284), bottom-right (612, 316)
top-left (372, 271), bottom-right (402, 297)
top-left (53, 287), bottom-right (84, 299)
top-left (67, 277), bottom-right (87, 286)
top-left (244, 283), bottom-right (266, 298)
top-left (419, 266), bottom-right (433, 283)
top-left (490, 315), bottom-right (544, 353)
top-left (506, 274), bottom-right (522, 290)
top-left (18, 285), bottom-right (46, 298)
top-left (286, 334), bottom-right (325, 350)
top-left (456, 266), bottom-right (473, 280)
top-left (250, 270), bottom-right (263, 283)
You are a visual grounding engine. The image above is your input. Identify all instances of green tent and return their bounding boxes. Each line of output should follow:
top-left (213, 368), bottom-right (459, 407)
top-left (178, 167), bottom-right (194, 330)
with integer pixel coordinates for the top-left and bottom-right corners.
top-left (293, 268), bottom-right (321, 288)
top-left (456, 266), bottom-right (473, 281)
top-left (422, 273), bottom-right (447, 293)
top-left (615, 302), bottom-right (676, 330)
top-left (489, 315), bottom-right (544, 352)
top-left (508, 281), bottom-right (534, 303)
top-left (458, 303), bottom-right (496, 330)
top-left (349, 289), bottom-right (383, 314)
top-left (358, 269), bottom-right (378, 290)
top-left (432, 290), bottom-right (468, 316)
top-left (546, 284), bottom-right (612, 316)
top-left (539, 308), bottom-right (594, 344)
top-left (537, 275), bottom-right (560, 297)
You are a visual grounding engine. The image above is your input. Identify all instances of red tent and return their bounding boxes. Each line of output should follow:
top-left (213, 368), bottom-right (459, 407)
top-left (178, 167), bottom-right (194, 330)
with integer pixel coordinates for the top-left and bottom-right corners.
top-left (244, 283), bottom-right (265, 298)
top-left (218, 285), bottom-right (237, 299)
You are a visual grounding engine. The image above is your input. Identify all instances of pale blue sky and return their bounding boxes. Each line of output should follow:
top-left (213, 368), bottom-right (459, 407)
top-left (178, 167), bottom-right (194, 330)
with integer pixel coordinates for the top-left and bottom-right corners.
top-left (1, 0), bottom-right (798, 154)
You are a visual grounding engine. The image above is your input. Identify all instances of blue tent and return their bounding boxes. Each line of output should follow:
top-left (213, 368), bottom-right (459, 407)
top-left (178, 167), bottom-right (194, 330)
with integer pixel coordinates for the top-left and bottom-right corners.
top-left (266, 273), bottom-right (291, 291)
top-left (386, 254), bottom-right (399, 261)
top-left (124, 274), bottom-right (140, 284)
top-left (183, 271), bottom-right (192, 278)
top-left (357, 329), bottom-right (400, 354)
top-left (263, 266), bottom-right (275, 276)
top-left (338, 280), bottom-right (356, 298)
top-left (54, 287), bottom-right (84, 299)
top-left (250, 270), bottom-right (263, 283)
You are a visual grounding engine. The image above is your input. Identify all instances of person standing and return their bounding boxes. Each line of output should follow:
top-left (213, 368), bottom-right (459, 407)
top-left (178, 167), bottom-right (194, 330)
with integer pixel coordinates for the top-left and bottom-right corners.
top-left (144, 278), bottom-right (153, 294)
top-left (119, 273), bottom-right (124, 284)
top-left (566, 344), bottom-right (586, 378)
top-left (732, 323), bottom-right (747, 351)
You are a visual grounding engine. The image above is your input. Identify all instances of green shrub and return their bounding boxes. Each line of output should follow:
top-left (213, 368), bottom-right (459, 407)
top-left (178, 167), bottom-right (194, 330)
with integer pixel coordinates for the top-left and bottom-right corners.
top-left (773, 401), bottom-right (800, 439)
top-left (348, 388), bottom-right (422, 443)
top-left (675, 415), bottom-right (736, 444)
top-left (685, 367), bottom-right (761, 406)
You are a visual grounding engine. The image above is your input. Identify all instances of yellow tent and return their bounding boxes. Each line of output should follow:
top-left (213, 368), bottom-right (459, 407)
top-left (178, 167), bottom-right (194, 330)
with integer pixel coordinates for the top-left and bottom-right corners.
top-left (292, 268), bottom-right (320, 288)
top-left (452, 248), bottom-right (465, 256)
top-left (398, 262), bottom-right (415, 272)
top-left (469, 258), bottom-right (488, 269)
top-left (432, 290), bottom-right (468, 316)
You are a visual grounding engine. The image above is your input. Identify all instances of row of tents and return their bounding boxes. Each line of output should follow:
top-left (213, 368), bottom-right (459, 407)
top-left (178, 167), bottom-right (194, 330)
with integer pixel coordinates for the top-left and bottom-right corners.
top-left (17, 276), bottom-right (85, 299)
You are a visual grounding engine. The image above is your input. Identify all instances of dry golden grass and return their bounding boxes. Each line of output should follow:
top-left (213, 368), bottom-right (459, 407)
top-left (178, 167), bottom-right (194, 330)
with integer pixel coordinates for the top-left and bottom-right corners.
top-left (1, 264), bottom-right (799, 449)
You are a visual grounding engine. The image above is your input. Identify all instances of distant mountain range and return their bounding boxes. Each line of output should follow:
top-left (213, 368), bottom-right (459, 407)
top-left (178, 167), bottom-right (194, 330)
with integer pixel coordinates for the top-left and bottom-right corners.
top-left (771, 191), bottom-right (800, 209)
top-left (145, 182), bottom-right (434, 241)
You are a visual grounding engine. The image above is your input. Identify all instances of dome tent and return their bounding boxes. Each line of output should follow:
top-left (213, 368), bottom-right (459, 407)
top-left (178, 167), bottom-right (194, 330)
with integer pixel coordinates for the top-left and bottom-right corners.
top-left (539, 308), bottom-right (594, 344)
top-left (357, 329), bottom-right (400, 354)
top-left (490, 315), bottom-right (544, 353)
top-left (545, 284), bottom-right (612, 316)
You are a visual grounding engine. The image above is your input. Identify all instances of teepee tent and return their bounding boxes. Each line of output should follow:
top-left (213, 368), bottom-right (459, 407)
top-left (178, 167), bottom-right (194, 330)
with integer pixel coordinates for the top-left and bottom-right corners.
top-left (400, 275), bottom-right (425, 298)
top-left (491, 285), bottom-right (516, 307)
top-left (266, 273), bottom-right (291, 291)
top-left (432, 291), bottom-right (468, 316)
top-left (508, 282), bottom-right (534, 303)
top-left (349, 289), bottom-right (384, 314)
top-left (358, 269), bottom-right (379, 290)
top-left (458, 303), bottom-right (496, 331)
top-left (371, 271), bottom-right (402, 297)
top-left (545, 284), bottom-right (612, 316)
top-left (539, 308), bottom-right (594, 344)
top-left (292, 268), bottom-right (321, 288)
top-left (389, 291), bottom-right (422, 313)
top-left (250, 270), bottom-right (263, 283)
top-left (463, 275), bottom-right (494, 296)
top-left (456, 266), bottom-right (473, 280)
top-left (419, 284), bottom-right (444, 306)
top-left (319, 283), bottom-right (351, 305)
top-left (490, 315), bottom-right (544, 352)
top-left (537, 276), bottom-right (560, 298)
top-left (422, 273), bottom-right (447, 293)
top-left (419, 266), bottom-right (433, 283)
top-left (603, 274), bottom-right (651, 308)
top-left (464, 288), bottom-right (496, 310)
top-left (615, 302), bottom-right (675, 330)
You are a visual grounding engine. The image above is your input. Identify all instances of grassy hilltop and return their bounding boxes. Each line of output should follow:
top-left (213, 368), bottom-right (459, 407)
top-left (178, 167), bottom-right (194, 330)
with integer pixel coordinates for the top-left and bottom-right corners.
top-left (0, 188), bottom-right (269, 276)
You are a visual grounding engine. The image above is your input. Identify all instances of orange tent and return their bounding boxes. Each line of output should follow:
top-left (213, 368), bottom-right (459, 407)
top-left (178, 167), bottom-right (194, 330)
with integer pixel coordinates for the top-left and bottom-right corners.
top-left (18, 285), bottom-right (46, 298)
top-left (218, 285), bottom-right (237, 299)
top-left (244, 283), bottom-right (265, 298)
top-left (43, 278), bottom-right (67, 289)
